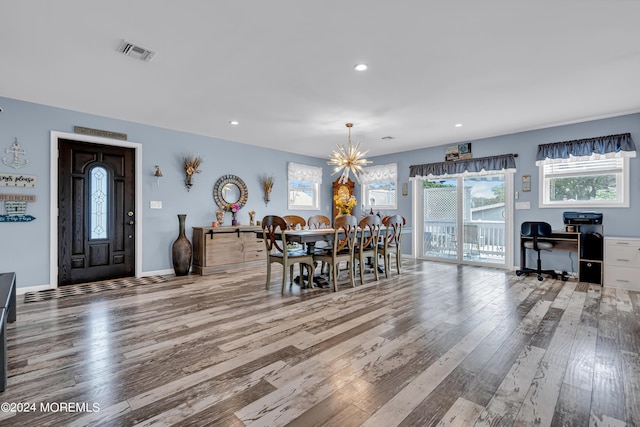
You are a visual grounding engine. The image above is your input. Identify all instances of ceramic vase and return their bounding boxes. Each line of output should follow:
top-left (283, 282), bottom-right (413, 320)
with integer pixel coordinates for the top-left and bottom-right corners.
top-left (172, 214), bottom-right (192, 276)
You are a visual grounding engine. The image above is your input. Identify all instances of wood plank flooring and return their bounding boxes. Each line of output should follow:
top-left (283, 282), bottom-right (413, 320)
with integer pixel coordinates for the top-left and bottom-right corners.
top-left (1, 259), bottom-right (639, 426)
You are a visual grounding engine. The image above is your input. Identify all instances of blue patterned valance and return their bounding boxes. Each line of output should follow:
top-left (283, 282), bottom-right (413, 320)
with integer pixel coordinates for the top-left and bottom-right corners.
top-left (536, 133), bottom-right (636, 165)
top-left (409, 153), bottom-right (517, 178)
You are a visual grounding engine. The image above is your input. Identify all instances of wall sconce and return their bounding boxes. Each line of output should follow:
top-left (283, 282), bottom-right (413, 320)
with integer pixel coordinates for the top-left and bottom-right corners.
top-left (154, 165), bottom-right (163, 188)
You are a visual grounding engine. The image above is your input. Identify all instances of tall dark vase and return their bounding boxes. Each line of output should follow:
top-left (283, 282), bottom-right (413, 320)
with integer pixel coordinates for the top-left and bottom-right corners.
top-left (172, 214), bottom-right (192, 276)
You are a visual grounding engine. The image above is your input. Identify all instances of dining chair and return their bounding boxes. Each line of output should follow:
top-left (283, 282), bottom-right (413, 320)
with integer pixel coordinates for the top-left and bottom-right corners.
top-left (313, 214), bottom-right (358, 291)
top-left (261, 215), bottom-right (315, 294)
top-left (307, 214), bottom-right (332, 273)
top-left (355, 214), bottom-right (382, 285)
top-left (282, 214), bottom-right (309, 277)
top-left (282, 215), bottom-right (306, 230)
top-left (379, 214), bottom-right (404, 278)
top-left (307, 215), bottom-right (330, 229)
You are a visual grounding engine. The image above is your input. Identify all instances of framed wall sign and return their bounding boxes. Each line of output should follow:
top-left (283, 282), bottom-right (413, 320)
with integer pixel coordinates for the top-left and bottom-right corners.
top-left (522, 175), bottom-right (531, 192)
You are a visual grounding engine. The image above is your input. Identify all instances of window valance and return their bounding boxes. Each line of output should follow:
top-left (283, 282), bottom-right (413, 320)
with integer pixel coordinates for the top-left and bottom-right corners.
top-left (288, 162), bottom-right (323, 184)
top-left (536, 133), bottom-right (636, 165)
top-left (409, 154), bottom-right (517, 179)
top-left (360, 163), bottom-right (397, 184)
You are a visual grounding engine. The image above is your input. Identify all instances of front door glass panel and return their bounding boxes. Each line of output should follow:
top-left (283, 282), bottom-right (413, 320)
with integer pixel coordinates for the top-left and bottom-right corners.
top-left (90, 166), bottom-right (108, 240)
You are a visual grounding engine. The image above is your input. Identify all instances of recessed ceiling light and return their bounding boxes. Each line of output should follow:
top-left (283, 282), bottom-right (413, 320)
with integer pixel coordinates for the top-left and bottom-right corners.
top-left (455, 123), bottom-right (463, 128)
top-left (229, 120), bottom-right (239, 125)
top-left (354, 64), bottom-right (368, 71)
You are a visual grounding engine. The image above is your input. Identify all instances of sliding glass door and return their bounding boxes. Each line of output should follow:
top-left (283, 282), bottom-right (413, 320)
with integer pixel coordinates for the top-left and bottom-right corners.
top-left (417, 172), bottom-right (512, 267)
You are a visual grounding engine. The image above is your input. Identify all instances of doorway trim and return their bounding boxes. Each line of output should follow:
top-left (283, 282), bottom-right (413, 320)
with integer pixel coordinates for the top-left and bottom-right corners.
top-left (49, 131), bottom-right (143, 289)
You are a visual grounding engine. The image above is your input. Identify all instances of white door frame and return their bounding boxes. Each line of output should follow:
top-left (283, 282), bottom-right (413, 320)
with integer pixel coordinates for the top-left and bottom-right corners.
top-left (49, 131), bottom-right (143, 289)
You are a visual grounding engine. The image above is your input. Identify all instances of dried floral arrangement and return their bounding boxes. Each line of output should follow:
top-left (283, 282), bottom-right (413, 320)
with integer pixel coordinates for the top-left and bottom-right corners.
top-left (183, 156), bottom-right (202, 191)
top-left (261, 175), bottom-right (275, 205)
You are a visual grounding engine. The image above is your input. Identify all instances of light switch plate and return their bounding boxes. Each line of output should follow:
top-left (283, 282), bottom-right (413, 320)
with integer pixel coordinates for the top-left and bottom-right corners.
top-left (150, 200), bottom-right (162, 209)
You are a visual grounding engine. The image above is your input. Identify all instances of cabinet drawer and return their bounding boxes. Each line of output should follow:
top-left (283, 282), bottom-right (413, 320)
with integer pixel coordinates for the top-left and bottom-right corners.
top-left (605, 240), bottom-right (640, 268)
top-left (244, 249), bottom-right (266, 262)
top-left (244, 237), bottom-right (265, 252)
top-left (605, 265), bottom-right (640, 291)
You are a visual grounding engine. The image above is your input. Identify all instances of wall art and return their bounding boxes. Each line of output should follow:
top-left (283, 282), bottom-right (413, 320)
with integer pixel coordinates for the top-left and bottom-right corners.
top-left (0, 193), bottom-right (36, 222)
top-left (0, 173), bottom-right (36, 187)
top-left (2, 138), bottom-right (30, 169)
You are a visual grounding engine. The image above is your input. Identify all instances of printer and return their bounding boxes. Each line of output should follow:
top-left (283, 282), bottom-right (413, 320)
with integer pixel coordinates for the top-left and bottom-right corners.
top-left (563, 211), bottom-right (603, 225)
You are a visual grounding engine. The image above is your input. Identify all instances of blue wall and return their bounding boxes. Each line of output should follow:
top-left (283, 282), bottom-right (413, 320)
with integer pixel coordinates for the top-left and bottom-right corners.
top-left (1, 95), bottom-right (638, 288)
top-left (0, 96), bottom-right (333, 289)
top-left (369, 112), bottom-right (640, 273)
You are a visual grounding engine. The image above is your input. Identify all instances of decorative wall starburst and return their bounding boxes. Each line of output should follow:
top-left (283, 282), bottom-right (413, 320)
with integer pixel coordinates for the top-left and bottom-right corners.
top-left (328, 123), bottom-right (372, 183)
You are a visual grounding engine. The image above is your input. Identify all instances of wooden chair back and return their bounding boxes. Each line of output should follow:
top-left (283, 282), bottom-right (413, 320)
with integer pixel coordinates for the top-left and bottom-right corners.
top-left (307, 215), bottom-right (331, 229)
top-left (356, 214), bottom-right (382, 284)
top-left (261, 215), bottom-right (287, 253)
top-left (381, 214), bottom-right (404, 248)
top-left (358, 214), bottom-right (382, 250)
top-left (282, 215), bottom-right (306, 230)
top-left (333, 215), bottom-right (358, 253)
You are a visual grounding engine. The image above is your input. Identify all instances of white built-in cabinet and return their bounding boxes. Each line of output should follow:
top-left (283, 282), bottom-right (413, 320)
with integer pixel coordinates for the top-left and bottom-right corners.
top-left (604, 236), bottom-right (640, 291)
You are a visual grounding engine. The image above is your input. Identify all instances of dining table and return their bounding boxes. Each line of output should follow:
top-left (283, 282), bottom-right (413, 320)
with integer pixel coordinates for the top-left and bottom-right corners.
top-left (254, 225), bottom-right (412, 287)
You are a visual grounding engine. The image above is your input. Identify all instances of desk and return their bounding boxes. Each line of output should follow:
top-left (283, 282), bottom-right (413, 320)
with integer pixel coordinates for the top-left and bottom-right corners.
top-left (519, 230), bottom-right (603, 284)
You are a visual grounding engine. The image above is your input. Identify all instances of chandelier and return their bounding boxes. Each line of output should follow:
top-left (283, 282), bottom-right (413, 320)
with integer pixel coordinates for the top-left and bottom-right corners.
top-left (328, 123), bottom-right (372, 183)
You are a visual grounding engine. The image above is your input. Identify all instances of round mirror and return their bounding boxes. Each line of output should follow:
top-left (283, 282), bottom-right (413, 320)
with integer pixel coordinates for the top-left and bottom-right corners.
top-left (222, 183), bottom-right (241, 204)
top-left (213, 174), bottom-right (248, 209)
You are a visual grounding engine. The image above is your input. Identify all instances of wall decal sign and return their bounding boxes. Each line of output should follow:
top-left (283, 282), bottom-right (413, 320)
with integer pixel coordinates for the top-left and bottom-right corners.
top-left (74, 126), bottom-right (127, 140)
top-left (0, 193), bottom-right (36, 222)
top-left (2, 138), bottom-right (31, 169)
top-left (0, 173), bottom-right (36, 187)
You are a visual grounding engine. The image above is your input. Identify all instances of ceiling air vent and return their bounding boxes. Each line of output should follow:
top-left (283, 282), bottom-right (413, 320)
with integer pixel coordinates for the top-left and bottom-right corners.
top-left (118, 40), bottom-right (156, 62)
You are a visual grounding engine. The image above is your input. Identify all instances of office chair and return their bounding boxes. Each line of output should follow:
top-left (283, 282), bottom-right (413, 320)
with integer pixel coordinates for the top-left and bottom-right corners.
top-left (516, 221), bottom-right (558, 281)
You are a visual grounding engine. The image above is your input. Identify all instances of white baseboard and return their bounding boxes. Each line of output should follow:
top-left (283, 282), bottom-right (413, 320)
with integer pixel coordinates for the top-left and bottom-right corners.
top-left (142, 268), bottom-right (174, 277)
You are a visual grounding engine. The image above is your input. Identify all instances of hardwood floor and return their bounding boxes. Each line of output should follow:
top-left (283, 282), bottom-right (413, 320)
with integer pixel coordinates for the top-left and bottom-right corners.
top-left (2, 259), bottom-right (639, 426)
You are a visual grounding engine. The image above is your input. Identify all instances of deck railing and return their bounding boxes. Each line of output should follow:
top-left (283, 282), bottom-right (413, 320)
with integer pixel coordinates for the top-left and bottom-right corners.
top-left (423, 220), bottom-right (505, 259)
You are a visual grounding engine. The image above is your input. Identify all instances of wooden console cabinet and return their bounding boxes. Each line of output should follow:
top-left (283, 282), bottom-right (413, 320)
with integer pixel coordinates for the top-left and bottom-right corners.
top-left (192, 226), bottom-right (264, 275)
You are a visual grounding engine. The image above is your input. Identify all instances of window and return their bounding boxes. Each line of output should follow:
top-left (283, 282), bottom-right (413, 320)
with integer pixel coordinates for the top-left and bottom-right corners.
top-left (288, 162), bottom-right (322, 210)
top-left (539, 157), bottom-right (630, 208)
top-left (90, 166), bottom-right (108, 239)
top-left (361, 163), bottom-right (397, 209)
top-left (536, 132), bottom-right (635, 208)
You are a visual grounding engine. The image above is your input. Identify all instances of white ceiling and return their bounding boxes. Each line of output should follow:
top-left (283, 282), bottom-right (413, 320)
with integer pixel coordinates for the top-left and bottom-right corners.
top-left (2, 1), bottom-right (640, 158)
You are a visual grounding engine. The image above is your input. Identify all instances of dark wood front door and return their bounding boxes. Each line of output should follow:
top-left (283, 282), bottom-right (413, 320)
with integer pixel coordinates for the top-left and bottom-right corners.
top-left (58, 139), bottom-right (135, 285)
